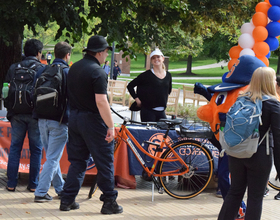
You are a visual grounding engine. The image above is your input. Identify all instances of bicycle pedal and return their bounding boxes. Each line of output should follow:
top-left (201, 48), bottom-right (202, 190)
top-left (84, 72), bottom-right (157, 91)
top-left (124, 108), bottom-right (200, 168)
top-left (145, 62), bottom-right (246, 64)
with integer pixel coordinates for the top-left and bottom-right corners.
top-left (158, 187), bottom-right (164, 194)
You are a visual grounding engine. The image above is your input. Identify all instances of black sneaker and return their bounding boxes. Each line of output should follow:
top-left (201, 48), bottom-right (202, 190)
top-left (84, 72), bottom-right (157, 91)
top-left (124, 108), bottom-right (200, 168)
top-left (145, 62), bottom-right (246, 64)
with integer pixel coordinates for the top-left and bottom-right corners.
top-left (60, 201), bottom-right (80, 211)
top-left (264, 187), bottom-right (269, 197)
top-left (101, 199), bottom-right (123, 214)
top-left (34, 193), bottom-right (53, 203)
top-left (274, 191), bottom-right (280, 200)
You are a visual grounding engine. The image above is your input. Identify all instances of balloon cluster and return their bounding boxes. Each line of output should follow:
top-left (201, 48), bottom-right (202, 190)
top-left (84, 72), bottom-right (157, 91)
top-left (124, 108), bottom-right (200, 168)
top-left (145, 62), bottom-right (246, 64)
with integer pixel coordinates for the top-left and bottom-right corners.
top-left (228, 0), bottom-right (280, 70)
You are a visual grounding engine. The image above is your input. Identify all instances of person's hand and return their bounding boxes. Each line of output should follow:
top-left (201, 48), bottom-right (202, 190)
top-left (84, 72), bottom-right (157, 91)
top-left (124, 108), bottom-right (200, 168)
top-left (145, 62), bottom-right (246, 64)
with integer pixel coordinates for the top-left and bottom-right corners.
top-left (135, 97), bottom-right (142, 107)
top-left (105, 128), bottom-right (114, 143)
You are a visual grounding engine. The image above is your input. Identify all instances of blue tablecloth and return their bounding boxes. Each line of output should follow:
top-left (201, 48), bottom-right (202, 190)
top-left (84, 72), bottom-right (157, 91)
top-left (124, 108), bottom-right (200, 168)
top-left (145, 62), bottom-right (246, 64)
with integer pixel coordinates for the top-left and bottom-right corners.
top-left (125, 125), bottom-right (219, 175)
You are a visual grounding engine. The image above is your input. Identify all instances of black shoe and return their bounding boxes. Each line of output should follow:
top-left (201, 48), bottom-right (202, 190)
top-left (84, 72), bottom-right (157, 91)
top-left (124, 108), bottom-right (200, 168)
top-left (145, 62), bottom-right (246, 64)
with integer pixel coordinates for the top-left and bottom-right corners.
top-left (264, 187), bottom-right (269, 197)
top-left (60, 201), bottom-right (80, 211)
top-left (34, 193), bottom-right (53, 202)
top-left (6, 186), bottom-right (16, 192)
top-left (27, 186), bottom-right (36, 192)
top-left (274, 191), bottom-right (280, 200)
top-left (101, 199), bottom-right (123, 214)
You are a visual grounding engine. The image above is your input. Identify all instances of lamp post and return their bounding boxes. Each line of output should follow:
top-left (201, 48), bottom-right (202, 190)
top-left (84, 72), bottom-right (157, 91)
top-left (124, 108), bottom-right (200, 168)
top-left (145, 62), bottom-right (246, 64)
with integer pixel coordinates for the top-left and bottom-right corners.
top-left (110, 41), bottom-right (115, 79)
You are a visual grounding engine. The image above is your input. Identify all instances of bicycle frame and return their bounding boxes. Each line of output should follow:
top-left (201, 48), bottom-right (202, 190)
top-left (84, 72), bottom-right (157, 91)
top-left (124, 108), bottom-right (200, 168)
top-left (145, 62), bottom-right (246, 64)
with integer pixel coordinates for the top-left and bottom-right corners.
top-left (114, 124), bottom-right (190, 178)
top-left (87, 107), bottom-right (215, 199)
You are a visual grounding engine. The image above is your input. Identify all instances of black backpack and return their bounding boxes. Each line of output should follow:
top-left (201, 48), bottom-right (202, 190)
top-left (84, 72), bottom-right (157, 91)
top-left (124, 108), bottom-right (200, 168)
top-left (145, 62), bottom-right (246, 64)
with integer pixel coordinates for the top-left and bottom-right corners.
top-left (34, 64), bottom-right (67, 120)
top-left (4, 62), bottom-right (39, 114)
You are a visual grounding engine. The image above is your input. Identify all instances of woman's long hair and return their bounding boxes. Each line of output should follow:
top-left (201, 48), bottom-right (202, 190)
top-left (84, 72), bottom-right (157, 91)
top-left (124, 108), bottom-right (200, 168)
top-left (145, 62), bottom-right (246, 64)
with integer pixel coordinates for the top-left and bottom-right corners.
top-left (241, 67), bottom-right (278, 102)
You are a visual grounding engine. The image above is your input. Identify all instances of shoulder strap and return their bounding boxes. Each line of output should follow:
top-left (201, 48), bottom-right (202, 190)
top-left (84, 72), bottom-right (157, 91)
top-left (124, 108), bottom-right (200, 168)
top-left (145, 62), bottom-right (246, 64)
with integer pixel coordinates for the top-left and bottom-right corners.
top-left (258, 128), bottom-right (270, 155)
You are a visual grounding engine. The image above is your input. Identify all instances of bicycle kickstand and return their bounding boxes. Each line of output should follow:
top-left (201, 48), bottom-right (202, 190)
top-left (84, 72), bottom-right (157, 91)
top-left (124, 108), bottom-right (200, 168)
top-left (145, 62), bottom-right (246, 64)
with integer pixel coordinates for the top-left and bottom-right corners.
top-left (151, 176), bottom-right (164, 194)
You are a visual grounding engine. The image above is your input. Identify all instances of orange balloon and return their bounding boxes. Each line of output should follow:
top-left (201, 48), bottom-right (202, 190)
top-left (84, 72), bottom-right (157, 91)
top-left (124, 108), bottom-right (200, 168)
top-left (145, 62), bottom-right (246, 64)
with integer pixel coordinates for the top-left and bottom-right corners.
top-left (252, 12), bottom-right (268, 27)
top-left (264, 0), bottom-right (271, 6)
top-left (253, 42), bottom-right (270, 57)
top-left (228, 58), bottom-right (238, 71)
top-left (256, 56), bottom-right (269, 66)
top-left (255, 2), bottom-right (270, 16)
top-left (252, 26), bottom-right (268, 42)
top-left (229, 46), bottom-right (242, 58)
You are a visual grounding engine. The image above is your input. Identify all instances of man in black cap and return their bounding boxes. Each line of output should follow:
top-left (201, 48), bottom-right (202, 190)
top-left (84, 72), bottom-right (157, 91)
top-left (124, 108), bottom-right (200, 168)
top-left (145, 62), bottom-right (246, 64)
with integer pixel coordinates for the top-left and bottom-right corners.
top-left (59, 35), bottom-right (123, 214)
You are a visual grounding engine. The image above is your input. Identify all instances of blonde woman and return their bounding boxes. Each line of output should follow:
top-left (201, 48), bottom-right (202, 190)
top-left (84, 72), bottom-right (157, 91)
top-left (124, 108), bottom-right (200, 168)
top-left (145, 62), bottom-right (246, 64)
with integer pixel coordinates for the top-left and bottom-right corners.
top-left (218, 67), bottom-right (280, 220)
top-left (127, 49), bottom-right (172, 122)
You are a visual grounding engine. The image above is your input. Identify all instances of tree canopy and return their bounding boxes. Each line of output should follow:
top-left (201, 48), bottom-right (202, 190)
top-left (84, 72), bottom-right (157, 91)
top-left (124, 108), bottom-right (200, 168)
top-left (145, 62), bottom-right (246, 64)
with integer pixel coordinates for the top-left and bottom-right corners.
top-left (0, 0), bottom-right (259, 83)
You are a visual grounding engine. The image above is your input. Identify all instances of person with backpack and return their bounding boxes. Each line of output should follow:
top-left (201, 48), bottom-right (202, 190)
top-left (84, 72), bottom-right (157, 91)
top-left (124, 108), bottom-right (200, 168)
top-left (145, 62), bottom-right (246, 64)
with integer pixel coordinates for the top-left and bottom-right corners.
top-left (102, 60), bottom-right (110, 76)
top-left (33, 42), bottom-right (71, 202)
top-left (218, 67), bottom-right (280, 220)
top-left (4, 39), bottom-right (45, 192)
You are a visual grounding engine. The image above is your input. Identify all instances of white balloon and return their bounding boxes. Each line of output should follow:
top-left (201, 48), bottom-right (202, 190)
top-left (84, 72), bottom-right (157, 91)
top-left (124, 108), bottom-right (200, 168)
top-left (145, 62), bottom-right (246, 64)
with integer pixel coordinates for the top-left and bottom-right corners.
top-left (238, 33), bottom-right (255, 49)
top-left (239, 48), bottom-right (255, 57)
top-left (241, 22), bottom-right (255, 35)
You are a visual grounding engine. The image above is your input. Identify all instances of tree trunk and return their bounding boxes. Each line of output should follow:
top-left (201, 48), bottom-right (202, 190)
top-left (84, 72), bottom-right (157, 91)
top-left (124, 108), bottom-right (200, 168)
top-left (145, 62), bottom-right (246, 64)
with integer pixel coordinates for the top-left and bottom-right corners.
top-left (277, 55), bottom-right (280, 75)
top-left (0, 33), bottom-right (22, 87)
top-left (184, 55), bottom-right (195, 75)
top-left (144, 53), bottom-right (146, 68)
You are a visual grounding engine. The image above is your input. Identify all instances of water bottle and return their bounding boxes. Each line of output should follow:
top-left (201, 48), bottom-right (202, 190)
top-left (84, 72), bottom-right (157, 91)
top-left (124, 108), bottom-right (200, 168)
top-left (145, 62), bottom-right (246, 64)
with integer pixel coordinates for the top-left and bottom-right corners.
top-left (220, 121), bottom-right (225, 131)
top-left (2, 83), bottom-right (9, 99)
top-left (252, 128), bottom-right (259, 138)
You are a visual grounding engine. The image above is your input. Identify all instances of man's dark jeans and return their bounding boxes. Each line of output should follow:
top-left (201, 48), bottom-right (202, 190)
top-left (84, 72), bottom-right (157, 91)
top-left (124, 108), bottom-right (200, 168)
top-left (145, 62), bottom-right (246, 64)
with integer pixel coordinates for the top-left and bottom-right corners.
top-left (61, 110), bottom-right (118, 205)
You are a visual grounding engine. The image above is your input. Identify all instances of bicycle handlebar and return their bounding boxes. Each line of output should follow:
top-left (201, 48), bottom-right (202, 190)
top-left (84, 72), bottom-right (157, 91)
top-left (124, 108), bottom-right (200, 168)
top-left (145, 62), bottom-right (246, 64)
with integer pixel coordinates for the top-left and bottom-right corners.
top-left (110, 107), bottom-right (157, 126)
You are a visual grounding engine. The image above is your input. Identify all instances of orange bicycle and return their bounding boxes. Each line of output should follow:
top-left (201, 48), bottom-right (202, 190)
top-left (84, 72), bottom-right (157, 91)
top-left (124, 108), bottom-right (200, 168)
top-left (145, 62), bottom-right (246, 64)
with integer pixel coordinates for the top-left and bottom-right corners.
top-left (88, 108), bottom-right (214, 199)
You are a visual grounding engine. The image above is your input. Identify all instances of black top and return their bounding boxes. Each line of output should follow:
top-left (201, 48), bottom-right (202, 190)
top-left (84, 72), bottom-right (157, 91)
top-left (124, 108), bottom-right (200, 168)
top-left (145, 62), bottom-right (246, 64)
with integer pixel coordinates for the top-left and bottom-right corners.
top-left (127, 69), bottom-right (172, 109)
top-left (67, 54), bottom-right (108, 113)
top-left (259, 99), bottom-right (280, 174)
top-left (260, 99), bottom-right (280, 147)
top-left (113, 66), bottom-right (121, 77)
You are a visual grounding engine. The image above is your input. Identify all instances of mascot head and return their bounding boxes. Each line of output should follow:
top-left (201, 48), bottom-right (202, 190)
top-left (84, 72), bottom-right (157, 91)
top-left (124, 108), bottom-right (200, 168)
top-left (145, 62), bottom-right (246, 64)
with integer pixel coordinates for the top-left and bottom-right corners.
top-left (197, 55), bottom-right (266, 140)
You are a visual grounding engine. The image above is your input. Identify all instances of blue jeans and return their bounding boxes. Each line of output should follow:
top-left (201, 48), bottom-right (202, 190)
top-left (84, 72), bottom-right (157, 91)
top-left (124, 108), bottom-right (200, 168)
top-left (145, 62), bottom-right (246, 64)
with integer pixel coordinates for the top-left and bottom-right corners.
top-left (35, 119), bottom-right (68, 196)
top-left (61, 110), bottom-right (117, 205)
top-left (7, 114), bottom-right (42, 189)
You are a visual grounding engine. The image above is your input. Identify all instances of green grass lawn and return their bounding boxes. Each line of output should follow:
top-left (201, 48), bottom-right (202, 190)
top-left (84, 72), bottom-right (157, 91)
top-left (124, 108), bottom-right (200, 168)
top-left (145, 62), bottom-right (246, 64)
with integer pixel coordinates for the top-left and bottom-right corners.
top-left (69, 52), bottom-right (279, 87)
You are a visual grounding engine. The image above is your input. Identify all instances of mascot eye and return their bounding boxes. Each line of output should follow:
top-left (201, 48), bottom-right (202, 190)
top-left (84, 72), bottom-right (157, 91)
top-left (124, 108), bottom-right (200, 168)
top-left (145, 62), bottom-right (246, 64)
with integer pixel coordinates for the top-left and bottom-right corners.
top-left (215, 92), bottom-right (228, 106)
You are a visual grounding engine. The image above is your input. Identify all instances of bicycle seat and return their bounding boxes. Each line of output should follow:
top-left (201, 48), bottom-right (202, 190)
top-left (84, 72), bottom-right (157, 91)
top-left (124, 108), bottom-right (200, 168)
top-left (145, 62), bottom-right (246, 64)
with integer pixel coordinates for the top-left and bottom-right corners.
top-left (159, 118), bottom-right (183, 126)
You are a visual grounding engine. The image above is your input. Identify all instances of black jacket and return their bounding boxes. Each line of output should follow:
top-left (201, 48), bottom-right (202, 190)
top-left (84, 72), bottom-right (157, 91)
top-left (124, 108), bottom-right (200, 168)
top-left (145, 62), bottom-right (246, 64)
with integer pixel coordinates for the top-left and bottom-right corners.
top-left (259, 98), bottom-right (280, 174)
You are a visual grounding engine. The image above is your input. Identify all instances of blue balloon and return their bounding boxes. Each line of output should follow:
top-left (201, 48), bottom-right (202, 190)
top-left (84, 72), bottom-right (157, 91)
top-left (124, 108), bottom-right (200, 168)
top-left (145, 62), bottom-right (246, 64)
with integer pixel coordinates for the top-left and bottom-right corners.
top-left (266, 22), bottom-right (280, 37)
top-left (270, 0), bottom-right (280, 6)
top-left (268, 6), bottom-right (280, 21)
top-left (265, 36), bottom-right (279, 51)
top-left (266, 51), bottom-right (271, 59)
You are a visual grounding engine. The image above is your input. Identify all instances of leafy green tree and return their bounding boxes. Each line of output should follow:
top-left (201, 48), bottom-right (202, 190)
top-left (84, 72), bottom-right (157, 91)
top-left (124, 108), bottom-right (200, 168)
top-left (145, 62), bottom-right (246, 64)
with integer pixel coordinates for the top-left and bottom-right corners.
top-left (0, 0), bottom-right (259, 84)
top-left (203, 29), bottom-right (240, 63)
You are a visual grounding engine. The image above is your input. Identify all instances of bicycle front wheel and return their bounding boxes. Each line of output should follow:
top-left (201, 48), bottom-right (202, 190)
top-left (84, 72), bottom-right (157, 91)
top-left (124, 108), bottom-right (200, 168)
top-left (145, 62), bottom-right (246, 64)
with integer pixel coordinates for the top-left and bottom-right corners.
top-left (268, 163), bottom-right (280, 190)
top-left (158, 140), bottom-right (214, 199)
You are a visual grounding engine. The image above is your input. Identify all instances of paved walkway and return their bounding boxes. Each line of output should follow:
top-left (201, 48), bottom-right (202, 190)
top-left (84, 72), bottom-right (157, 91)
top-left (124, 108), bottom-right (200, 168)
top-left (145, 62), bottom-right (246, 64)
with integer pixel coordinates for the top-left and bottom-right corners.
top-left (0, 169), bottom-right (279, 219)
top-left (130, 61), bottom-right (228, 74)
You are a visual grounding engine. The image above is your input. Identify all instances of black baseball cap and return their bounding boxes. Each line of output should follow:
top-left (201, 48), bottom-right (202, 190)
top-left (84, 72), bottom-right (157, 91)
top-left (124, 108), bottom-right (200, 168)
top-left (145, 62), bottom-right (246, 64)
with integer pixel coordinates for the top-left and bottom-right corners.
top-left (83, 35), bottom-right (112, 52)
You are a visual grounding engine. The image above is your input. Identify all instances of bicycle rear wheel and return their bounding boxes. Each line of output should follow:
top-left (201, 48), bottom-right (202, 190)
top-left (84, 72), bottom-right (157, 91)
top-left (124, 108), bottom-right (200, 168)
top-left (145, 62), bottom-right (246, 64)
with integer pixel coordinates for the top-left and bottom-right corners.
top-left (158, 140), bottom-right (213, 199)
top-left (268, 163), bottom-right (280, 190)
